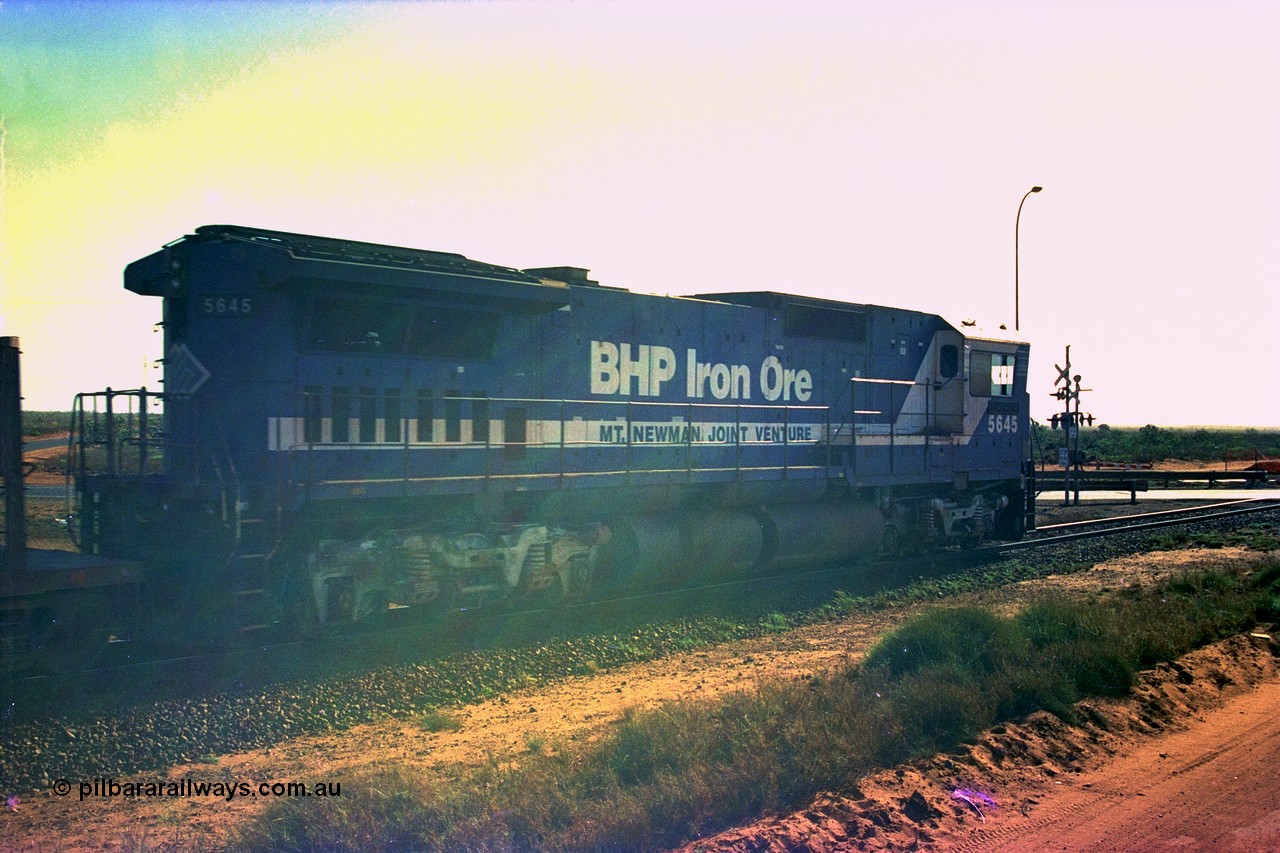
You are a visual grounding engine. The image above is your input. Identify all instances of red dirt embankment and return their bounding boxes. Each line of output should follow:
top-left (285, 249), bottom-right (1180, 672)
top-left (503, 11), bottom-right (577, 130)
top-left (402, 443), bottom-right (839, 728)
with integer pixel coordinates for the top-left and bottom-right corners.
top-left (679, 632), bottom-right (1280, 852)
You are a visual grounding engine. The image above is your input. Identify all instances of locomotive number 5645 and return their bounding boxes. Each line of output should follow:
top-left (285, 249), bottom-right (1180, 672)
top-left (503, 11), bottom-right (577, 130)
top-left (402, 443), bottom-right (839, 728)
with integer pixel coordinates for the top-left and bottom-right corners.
top-left (988, 413), bottom-right (1019, 434)
top-left (201, 296), bottom-right (254, 316)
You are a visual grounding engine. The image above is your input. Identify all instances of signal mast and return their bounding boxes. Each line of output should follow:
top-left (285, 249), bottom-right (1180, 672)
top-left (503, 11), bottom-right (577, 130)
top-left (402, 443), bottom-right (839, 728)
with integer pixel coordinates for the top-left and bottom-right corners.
top-left (1050, 345), bottom-right (1095, 506)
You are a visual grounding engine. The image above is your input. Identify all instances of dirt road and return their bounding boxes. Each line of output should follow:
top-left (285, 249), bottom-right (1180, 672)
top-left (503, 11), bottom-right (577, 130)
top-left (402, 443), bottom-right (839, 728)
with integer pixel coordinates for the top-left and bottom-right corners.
top-left (953, 675), bottom-right (1280, 852)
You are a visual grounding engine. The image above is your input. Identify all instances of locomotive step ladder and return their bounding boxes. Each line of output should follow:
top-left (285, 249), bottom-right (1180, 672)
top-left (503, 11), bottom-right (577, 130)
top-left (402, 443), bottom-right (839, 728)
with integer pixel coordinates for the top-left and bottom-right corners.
top-left (226, 515), bottom-right (275, 633)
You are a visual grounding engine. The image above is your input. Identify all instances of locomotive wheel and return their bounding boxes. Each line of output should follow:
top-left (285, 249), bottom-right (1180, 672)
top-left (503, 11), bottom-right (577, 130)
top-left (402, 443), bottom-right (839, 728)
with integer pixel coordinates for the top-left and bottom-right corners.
top-left (1007, 511), bottom-right (1026, 541)
top-left (283, 573), bottom-right (324, 639)
top-left (995, 505), bottom-right (1027, 541)
top-left (361, 591), bottom-right (390, 627)
top-left (520, 568), bottom-right (565, 609)
top-left (881, 525), bottom-right (901, 557)
top-left (419, 578), bottom-right (462, 623)
top-left (562, 556), bottom-right (593, 602)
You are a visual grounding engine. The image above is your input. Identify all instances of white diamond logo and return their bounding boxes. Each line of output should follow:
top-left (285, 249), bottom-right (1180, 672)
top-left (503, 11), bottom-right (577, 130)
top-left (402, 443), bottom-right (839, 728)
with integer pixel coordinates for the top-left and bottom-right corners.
top-left (166, 344), bottom-right (211, 394)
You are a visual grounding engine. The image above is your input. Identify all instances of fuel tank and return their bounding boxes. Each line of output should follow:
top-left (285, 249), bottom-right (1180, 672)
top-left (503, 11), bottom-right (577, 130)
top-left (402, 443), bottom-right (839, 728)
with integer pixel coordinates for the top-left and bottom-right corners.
top-left (594, 498), bottom-right (884, 593)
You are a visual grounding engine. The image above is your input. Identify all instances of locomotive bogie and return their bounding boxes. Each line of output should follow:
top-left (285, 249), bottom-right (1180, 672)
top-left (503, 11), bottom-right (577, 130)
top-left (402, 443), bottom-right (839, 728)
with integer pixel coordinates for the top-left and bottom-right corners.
top-left (297, 524), bottom-right (602, 626)
top-left (929, 494), bottom-right (1000, 549)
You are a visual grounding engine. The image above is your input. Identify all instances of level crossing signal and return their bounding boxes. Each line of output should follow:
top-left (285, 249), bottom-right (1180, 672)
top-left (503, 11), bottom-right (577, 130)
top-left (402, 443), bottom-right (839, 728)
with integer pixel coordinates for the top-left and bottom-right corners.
top-left (1048, 345), bottom-right (1095, 430)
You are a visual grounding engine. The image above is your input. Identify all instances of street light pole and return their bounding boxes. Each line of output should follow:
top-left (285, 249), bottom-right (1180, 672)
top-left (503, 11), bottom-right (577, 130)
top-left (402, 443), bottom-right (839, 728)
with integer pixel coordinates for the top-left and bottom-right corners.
top-left (1015, 185), bottom-right (1042, 332)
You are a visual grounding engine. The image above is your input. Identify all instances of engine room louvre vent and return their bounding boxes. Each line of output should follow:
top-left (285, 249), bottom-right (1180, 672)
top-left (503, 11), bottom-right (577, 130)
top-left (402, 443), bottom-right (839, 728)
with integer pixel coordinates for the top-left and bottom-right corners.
top-left (523, 266), bottom-right (599, 287)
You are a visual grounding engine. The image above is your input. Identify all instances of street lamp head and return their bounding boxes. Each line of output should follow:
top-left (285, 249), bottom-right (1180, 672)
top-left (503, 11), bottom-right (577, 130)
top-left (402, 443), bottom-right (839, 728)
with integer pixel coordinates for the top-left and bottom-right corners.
top-left (1031, 186), bottom-right (1043, 193)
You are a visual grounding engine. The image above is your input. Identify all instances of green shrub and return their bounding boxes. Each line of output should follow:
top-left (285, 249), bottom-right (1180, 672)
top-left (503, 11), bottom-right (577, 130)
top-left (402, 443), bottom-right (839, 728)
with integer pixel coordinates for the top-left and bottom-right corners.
top-left (1250, 560), bottom-right (1280, 592)
top-left (1032, 423), bottom-right (1280, 465)
top-left (863, 606), bottom-right (1027, 678)
top-left (22, 411), bottom-right (71, 437)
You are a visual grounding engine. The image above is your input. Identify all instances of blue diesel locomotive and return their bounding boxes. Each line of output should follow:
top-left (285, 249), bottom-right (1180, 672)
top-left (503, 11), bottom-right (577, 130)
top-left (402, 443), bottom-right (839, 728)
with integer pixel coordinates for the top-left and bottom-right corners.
top-left (70, 225), bottom-right (1033, 635)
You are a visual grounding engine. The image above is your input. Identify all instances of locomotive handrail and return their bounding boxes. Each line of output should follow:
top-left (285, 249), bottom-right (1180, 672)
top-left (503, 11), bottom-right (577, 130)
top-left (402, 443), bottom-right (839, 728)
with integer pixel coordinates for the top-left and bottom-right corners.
top-left (210, 407), bottom-right (239, 529)
top-left (843, 376), bottom-right (973, 475)
top-left (69, 387), bottom-right (212, 483)
top-left (276, 392), bottom-right (838, 496)
top-left (271, 394), bottom-right (971, 452)
top-left (403, 394), bottom-right (832, 411)
top-left (270, 382), bottom-right (994, 499)
top-left (278, 393), bottom-right (831, 447)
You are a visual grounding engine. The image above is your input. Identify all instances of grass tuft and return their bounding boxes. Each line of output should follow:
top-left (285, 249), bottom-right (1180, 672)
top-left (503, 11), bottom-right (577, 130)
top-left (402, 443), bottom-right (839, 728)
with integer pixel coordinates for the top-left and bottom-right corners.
top-left (417, 709), bottom-right (463, 733)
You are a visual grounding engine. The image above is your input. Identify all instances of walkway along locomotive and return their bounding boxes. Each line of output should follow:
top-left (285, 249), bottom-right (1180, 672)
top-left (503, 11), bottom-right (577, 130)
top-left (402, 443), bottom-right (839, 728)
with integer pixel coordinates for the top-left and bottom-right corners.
top-left (30, 225), bottom-right (1035, 648)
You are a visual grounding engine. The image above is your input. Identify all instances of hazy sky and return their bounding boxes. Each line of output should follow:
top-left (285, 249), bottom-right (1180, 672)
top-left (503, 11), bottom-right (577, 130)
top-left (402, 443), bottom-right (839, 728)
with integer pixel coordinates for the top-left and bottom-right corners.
top-left (1, 0), bottom-right (1276, 425)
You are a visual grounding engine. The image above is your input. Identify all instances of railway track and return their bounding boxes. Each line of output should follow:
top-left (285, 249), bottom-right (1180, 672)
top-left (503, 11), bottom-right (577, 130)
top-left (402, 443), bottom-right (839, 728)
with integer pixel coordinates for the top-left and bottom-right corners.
top-left (1000, 497), bottom-right (1280, 552)
top-left (8, 497), bottom-right (1278, 696)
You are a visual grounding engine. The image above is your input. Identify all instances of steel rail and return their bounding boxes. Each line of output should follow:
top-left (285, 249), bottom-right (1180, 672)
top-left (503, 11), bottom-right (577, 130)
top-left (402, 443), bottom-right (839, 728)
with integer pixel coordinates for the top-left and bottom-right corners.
top-left (1034, 498), bottom-right (1279, 533)
top-left (992, 499), bottom-right (1280, 553)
